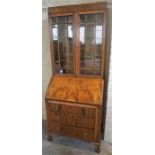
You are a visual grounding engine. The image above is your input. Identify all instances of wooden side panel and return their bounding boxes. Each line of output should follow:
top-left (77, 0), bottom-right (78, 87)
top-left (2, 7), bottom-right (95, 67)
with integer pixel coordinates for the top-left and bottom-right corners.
top-left (95, 108), bottom-right (102, 142)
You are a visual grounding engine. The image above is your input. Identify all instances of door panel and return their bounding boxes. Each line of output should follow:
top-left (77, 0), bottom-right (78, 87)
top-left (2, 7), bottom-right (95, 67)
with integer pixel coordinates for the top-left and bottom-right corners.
top-left (78, 13), bottom-right (104, 76)
top-left (51, 15), bottom-right (74, 75)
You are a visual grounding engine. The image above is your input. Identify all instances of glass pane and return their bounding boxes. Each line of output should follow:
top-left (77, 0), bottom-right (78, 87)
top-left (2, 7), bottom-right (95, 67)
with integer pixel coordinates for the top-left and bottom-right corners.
top-left (80, 69), bottom-right (85, 75)
top-left (53, 16), bottom-right (73, 24)
top-left (58, 16), bottom-right (67, 23)
top-left (87, 14), bottom-right (96, 21)
top-left (80, 61), bottom-right (85, 68)
top-left (68, 25), bottom-right (73, 38)
top-left (96, 23), bottom-right (103, 31)
top-left (95, 60), bottom-right (101, 68)
top-left (53, 40), bottom-right (58, 62)
top-left (80, 15), bottom-right (85, 22)
top-left (79, 24), bottom-right (85, 44)
top-left (67, 16), bottom-right (72, 23)
top-left (52, 17), bottom-right (57, 24)
top-left (52, 25), bottom-right (58, 40)
top-left (95, 70), bottom-right (101, 76)
top-left (96, 31), bottom-right (102, 39)
top-left (51, 15), bottom-right (74, 75)
top-left (96, 44), bottom-right (102, 56)
top-left (96, 23), bottom-right (103, 39)
top-left (96, 38), bottom-right (102, 44)
top-left (85, 55), bottom-right (94, 68)
top-left (85, 23), bottom-right (95, 39)
top-left (79, 13), bottom-right (104, 76)
top-left (86, 70), bottom-right (94, 75)
top-left (97, 13), bottom-right (104, 22)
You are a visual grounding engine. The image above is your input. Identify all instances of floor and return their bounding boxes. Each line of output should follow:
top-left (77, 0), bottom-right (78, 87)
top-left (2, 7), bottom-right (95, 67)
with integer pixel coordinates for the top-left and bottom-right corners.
top-left (42, 121), bottom-right (112, 155)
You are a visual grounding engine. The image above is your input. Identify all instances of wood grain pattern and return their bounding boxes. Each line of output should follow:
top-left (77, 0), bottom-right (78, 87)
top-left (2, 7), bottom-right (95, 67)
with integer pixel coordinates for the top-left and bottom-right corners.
top-left (45, 2), bottom-right (107, 153)
top-left (46, 76), bottom-right (104, 105)
top-left (48, 102), bottom-right (96, 117)
top-left (47, 102), bottom-right (96, 130)
top-left (48, 2), bottom-right (106, 14)
top-left (50, 122), bottom-right (96, 142)
top-left (49, 112), bottom-right (95, 129)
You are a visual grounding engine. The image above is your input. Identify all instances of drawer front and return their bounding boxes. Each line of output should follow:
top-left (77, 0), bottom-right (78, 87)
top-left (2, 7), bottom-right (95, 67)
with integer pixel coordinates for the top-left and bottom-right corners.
top-left (49, 112), bottom-right (95, 129)
top-left (76, 128), bottom-right (95, 142)
top-left (50, 122), bottom-right (95, 142)
top-left (47, 102), bottom-right (96, 118)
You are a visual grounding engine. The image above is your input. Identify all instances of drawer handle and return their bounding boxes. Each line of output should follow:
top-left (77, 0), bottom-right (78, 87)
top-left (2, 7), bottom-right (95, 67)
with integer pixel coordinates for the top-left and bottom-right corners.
top-left (82, 109), bottom-right (88, 115)
top-left (55, 104), bottom-right (61, 112)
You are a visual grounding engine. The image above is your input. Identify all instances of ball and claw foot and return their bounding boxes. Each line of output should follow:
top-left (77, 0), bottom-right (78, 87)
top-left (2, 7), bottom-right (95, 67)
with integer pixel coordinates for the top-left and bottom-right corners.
top-left (48, 135), bottom-right (53, 141)
top-left (95, 144), bottom-right (101, 153)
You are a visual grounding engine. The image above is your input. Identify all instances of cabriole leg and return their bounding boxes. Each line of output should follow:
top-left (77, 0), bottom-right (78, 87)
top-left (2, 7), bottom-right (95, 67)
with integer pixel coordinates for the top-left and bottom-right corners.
top-left (47, 133), bottom-right (53, 141)
top-left (95, 143), bottom-right (101, 153)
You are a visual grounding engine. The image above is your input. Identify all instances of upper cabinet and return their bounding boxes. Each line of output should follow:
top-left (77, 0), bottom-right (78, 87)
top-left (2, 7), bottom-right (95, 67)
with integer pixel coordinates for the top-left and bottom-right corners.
top-left (48, 2), bottom-right (106, 77)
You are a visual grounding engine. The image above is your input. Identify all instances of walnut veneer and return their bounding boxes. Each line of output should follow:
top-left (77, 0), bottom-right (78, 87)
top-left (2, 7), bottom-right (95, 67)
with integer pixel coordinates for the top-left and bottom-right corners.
top-left (45, 2), bottom-right (107, 153)
top-left (46, 76), bottom-right (104, 105)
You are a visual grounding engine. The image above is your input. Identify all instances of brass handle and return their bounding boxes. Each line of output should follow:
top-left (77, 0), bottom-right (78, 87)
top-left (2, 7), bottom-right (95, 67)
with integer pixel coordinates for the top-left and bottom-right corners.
top-left (55, 104), bottom-right (61, 112)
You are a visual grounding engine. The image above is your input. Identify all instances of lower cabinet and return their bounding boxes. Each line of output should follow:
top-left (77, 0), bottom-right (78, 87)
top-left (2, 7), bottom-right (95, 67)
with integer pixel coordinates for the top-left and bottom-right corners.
top-left (46, 101), bottom-right (101, 145)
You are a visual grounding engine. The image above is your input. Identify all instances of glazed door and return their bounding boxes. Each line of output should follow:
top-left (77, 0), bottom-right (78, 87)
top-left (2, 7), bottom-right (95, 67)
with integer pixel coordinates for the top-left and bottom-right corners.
top-left (77, 12), bottom-right (105, 77)
top-left (51, 14), bottom-right (75, 75)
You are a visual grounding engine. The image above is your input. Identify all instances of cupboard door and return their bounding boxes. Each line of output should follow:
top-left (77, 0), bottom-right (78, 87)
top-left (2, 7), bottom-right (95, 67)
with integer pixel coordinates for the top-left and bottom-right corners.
top-left (51, 15), bottom-right (74, 75)
top-left (78, 13), bottom-right (104, 76)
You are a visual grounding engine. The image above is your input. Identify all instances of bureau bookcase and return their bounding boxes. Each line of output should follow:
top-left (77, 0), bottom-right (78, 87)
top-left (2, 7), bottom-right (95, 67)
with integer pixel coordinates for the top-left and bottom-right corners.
top-left (45, 2), bottom-right (107, 153)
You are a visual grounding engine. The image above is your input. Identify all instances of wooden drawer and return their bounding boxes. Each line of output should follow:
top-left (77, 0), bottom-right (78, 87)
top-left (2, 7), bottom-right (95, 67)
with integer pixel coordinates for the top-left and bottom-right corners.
top-left (76, 128), bottom-right (95, 142)
top-left (50, 122), bottom-right (95, 142)
top-left (47, 102), bottom-right (96, 118)
top-left (49, 112), bottom-right (95, 129)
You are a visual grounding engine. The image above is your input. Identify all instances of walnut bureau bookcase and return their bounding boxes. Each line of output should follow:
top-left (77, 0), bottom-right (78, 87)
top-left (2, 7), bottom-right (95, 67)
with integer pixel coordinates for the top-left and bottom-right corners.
top-left (45, 2), bottom-right (107, 153)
